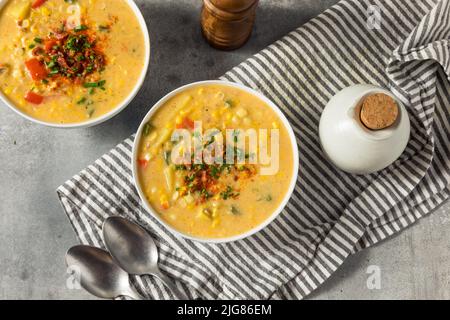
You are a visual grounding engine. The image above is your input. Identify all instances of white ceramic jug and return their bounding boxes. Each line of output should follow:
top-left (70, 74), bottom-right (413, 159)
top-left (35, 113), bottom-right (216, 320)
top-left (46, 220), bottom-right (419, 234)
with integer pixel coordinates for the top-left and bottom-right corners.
top-left (319, 84), bottom-right (410, 175)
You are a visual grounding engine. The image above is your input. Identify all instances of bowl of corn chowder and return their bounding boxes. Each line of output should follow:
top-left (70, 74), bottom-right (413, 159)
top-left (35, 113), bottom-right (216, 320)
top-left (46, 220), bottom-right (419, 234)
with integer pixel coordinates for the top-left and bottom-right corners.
top-left (133, 81), bottom-right (299, 243)
top-left (0, 0), bottom-right (150, 128)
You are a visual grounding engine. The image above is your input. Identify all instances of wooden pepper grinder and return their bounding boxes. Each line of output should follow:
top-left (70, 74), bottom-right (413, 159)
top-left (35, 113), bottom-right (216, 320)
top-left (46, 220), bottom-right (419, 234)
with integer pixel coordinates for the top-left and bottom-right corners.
top-left (201, 0), bottom-right (259, 50)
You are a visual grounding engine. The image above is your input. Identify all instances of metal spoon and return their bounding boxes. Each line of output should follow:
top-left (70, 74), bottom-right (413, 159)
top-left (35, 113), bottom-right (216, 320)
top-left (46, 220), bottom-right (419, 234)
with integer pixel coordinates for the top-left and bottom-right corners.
top-left (103, 216), bottom-right (187, 300)
top-left (65, 245), bottom-right (143, 300)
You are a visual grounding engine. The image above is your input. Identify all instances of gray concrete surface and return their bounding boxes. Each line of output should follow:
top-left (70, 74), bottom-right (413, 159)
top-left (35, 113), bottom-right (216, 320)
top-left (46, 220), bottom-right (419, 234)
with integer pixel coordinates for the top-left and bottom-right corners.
top-left (0, 0), bottom-right (449, 300)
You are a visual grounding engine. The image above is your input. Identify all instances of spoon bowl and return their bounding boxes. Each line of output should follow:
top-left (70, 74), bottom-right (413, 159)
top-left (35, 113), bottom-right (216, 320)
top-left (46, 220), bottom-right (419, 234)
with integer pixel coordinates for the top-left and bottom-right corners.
top-left (103, 216), bottom-right (187, 299)
top-left (103, 216), bottom-right (159, 274)
top-left (65, 245), bottom-right (143, 300)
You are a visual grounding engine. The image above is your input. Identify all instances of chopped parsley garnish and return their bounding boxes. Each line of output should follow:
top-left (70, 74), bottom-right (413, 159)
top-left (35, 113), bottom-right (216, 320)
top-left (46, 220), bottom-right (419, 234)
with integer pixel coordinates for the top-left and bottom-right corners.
top-left (231, 205), bottom-right (240, 215)
top-left (74, 25), bottom-right (88, 32)
top-left (220, 186), bottom-right (239, 200)
top-left (98, 25), bottom-right (110, 32)
top-left (77, 97), bottom-right (87, 104)
top-left (83, 80), bottom-right (106, 88)
top-left (142, 122), bottom-right (154, 136)
top-left (163, 151), bottom-right (171, 165)
top-left (204, 135), bottom-right (215, 147)
top-left (224, 99), bottom-right (234, 108)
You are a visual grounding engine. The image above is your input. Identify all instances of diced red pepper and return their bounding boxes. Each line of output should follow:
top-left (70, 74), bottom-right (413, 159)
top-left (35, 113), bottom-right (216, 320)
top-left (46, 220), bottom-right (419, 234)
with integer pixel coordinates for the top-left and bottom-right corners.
top-left (176, 117), bottom-right (195, 130)
top-left (31, 0), bottom-right (47, 9)
top-left (138, 159), bottom-right (149, 168)
top-left (161, 202), bottom-right (170, 210)
top-left (25, 58), bottom-right (47, 81)
top-left (25, 91), bottom-right (44, 104)
top-left (44, 40), bottom-right (57, 52)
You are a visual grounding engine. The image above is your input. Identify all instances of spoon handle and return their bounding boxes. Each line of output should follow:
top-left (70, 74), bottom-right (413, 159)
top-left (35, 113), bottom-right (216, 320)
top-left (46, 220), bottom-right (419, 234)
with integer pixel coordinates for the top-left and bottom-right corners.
top-left (153, 269), bottom-right (188, 300)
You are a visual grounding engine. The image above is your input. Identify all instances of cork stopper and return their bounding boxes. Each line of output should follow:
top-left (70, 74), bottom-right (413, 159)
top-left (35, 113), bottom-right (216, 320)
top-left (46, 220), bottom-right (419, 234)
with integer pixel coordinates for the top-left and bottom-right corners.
top-left (360, 93), bottom-right (399, 130)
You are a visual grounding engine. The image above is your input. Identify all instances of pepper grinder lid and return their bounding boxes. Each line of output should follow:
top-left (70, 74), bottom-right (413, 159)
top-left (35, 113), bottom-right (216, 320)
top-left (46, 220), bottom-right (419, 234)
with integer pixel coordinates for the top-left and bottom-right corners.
top-left (209, 0), bottom-right (258, 13)
top-left (201, 0), bottom-right (259, 50)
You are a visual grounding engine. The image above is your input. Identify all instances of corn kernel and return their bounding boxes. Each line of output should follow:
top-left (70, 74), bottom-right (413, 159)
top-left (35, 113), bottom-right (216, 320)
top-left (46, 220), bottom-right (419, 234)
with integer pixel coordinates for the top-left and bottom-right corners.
top-left (243, 117), bottom-right (252, 126)
top-left (21, 19), bottom-right (30, 28)
top-left (175, 115), bottom-right (183, 125)
top-left (236, 108), bottom-right (248, 118)
top-left (231, 115), bottom-right (240, 125)
top-left (212, 217), bottom-right (220, 228)
top-left (178, 198), bottom-right (187, 208)
top-left (41, 7), bottom-right (51, 16)
top-left (272, 121), bottom-right (279, 129)
top-left (148, 131), bottom-right (157, 142)
top-left (184, 194), bottom-right (194, 204)
top-left (180, 107), bottom-right (192, 115)
top-left (215, 92), bottom-right (225, 100)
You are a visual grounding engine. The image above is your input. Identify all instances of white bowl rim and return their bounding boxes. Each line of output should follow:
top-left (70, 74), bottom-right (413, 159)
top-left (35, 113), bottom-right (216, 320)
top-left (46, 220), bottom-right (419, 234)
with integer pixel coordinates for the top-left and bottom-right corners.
top-left (0, 0), bottom-right (150, 129)
top-left (132, 80), bottom-right (300, 243)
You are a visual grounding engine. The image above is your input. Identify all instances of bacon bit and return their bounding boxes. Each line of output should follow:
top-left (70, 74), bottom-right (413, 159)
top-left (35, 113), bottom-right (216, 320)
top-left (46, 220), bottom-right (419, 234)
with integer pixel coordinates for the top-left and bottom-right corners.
top-left (201, 171), bottom-right (207, 183)
top-left (25, 91), bottom-right (44, 104)
top-left (209, 185), bottom-right (219, 193)
top-left (138, 159), bottom-right (149, 168)
top-left (176, 117), bottom-right (195, 130)
top-left (25, 58), bottom-right (47, 81)
top-left (31, 0), bottom-right (47, 9)
top-left (31, 46), bottom-right (44, 56)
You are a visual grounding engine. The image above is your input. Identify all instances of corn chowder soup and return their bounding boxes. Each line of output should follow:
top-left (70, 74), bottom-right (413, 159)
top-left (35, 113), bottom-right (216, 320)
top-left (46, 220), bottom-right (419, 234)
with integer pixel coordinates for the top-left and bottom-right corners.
top-left (137, 84), bottom-right (295, 239)
top-left (0, 0), bottom-right (145, 124)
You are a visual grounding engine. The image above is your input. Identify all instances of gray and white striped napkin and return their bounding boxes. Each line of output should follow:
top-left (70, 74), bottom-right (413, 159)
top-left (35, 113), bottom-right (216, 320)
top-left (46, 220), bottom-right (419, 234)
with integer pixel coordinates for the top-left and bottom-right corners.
top-left (57, 0), bottom-right (450, 299)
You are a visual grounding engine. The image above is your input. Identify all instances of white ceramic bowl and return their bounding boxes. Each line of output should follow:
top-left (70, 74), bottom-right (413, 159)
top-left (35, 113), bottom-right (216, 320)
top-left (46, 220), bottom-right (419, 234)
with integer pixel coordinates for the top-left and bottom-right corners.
top-left (132, 80), bottom-right (299, 243)
top-left (0, 0), bottom-right (150, 128)
top-left (319, 84), bottom-right (410, 175)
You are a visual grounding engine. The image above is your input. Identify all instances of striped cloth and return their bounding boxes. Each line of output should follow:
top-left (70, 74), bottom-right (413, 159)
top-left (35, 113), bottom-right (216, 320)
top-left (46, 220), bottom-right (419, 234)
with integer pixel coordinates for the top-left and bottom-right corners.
top-left (57, 0), bottom-right (450, 299)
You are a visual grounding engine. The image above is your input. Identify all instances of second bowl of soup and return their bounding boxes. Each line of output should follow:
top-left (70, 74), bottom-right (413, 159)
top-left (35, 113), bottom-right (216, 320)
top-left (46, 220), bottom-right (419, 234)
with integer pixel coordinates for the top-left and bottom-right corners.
top-left (0, 0), bottom-right (150, 127)
top-left (133, 81), bottom-right (299, 243)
